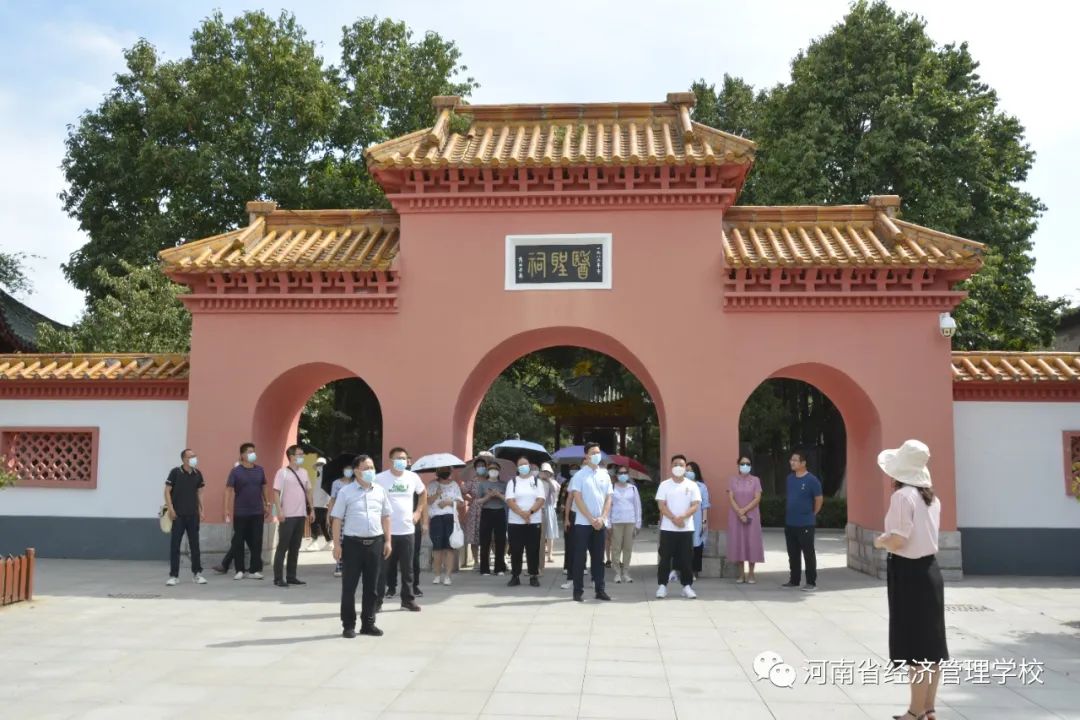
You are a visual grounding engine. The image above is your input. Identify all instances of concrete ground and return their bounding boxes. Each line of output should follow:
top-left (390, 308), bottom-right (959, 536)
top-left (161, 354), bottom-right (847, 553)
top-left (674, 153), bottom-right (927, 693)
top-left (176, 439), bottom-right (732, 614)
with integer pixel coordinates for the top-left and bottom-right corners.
top-left (2, 529), bottom-right (1078, 720)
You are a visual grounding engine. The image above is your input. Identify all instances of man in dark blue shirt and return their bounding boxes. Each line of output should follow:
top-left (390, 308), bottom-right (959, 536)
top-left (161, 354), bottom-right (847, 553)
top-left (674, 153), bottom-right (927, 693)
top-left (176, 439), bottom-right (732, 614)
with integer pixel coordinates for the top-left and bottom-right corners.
top-left (782, 450), bottom-right (823, 592)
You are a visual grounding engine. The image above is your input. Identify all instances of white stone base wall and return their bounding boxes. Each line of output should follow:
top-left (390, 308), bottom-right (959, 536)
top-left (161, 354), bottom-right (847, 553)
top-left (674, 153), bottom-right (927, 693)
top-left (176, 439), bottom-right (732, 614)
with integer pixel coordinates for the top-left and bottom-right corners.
top-left (846, 522), bottom-right (963, 581)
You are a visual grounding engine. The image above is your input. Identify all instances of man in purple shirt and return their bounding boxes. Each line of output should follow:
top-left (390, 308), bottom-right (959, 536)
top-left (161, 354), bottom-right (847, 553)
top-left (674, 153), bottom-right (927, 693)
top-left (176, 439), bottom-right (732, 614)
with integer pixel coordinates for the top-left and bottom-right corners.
top-left (224, 442), bottom-right (270, 580)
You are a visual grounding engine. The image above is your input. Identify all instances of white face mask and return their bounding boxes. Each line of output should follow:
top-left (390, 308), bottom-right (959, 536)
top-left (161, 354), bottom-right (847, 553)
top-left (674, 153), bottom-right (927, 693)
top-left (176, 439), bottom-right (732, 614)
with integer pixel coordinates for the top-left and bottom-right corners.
top-left (671, 466), bottom-right (686, 478)
top-left (739, 464), bottom-right (752, 474)
top-left (343, 467), bottom-right (354, 479)
top-left (487, 469), bottom-right (500, 479)
top-left (188, 457), bottom-right (198, 468)
top-left (293, 455), bottom-right (305, 466)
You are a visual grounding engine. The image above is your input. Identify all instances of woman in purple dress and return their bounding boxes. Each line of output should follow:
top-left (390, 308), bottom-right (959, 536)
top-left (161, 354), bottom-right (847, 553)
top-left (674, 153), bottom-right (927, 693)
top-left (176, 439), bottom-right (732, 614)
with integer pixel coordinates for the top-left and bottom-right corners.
top-left (727, 456), bottom-right (764, 583)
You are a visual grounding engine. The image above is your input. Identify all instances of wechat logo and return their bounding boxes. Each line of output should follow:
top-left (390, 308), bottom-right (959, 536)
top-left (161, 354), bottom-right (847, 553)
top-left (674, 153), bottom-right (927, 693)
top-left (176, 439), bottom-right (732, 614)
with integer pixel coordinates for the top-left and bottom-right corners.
top-left (754, 651), bottom-right (797, 688)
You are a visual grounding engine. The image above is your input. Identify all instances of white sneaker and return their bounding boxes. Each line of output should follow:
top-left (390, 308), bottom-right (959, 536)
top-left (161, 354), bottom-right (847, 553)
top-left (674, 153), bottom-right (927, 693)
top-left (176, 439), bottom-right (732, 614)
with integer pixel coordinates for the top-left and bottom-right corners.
top-left (614, 574), bottom-right (622, 584)
top-left (443, 575), bottom-right (452, 586)
top-left (166, 577), bottom-right (179, 586)
top-left (234, 571), bottom-right (245, 581)
top-left (247, 572), bottom-right (264, 580)
top-left (560, 580), bottom-right (572, 590)
top-left (682, 585), bottom-right (698, 599)
top-left (194, 574), bottom-right (207, 585)
top-left (433, 575), bottom-right (442, 585)
top-left (496, 571), bottom-right (505, 577)
top-left (625, 573), bottom-right (633, 584)
top-left (333, 569), bottom-right (342, 578)
top-left (656, 584), bottom-right (668, 599)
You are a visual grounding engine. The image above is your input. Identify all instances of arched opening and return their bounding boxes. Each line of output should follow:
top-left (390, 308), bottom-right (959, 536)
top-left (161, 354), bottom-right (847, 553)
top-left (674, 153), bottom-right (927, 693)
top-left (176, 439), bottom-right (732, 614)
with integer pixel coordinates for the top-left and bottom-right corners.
top-left (253, 362), bottom-right (384, 473)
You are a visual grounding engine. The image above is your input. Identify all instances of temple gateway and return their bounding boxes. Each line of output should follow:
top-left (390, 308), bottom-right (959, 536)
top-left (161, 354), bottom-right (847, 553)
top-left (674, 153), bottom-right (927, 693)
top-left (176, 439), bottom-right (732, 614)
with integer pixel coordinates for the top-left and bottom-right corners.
top-left (1, 93), bottom-right (1078, 576)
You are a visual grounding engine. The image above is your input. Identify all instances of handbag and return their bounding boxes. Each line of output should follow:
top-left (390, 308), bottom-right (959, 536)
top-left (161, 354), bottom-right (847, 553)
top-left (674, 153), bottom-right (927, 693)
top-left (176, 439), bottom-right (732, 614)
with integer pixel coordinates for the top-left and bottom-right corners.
top-left (288, 467), bottom-right (313, 515)
top-left (449, 492), bottom-right (465, 549)
top-left (159, 504), bottom-right (173, 534)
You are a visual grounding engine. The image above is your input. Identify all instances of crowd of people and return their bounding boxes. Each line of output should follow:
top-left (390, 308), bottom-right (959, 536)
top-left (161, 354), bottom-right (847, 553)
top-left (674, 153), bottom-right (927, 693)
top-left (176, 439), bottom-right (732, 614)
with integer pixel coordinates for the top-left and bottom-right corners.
top-left (162, 437), bottom-right (947, 719)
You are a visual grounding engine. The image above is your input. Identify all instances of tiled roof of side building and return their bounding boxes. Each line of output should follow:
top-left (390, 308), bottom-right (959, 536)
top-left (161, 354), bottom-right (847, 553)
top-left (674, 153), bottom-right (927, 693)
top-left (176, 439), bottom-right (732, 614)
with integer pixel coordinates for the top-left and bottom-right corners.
top-left (0, 354), bottom-right (190, 381)
top-left (723, 198), bottom-right (985, 269)
top-left (159, 206), bottom-right (400, 273)
top-left (365, 93), bottom-right (757, 170)
top-left (952, 352), bottom-right (1080, 383)
top-left (0, 290), bottom-right (67, 352)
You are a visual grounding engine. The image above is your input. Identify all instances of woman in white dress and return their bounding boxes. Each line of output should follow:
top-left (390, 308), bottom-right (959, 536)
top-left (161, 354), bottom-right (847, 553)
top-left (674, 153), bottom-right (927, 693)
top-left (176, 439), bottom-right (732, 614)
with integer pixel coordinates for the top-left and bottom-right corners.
top-left (539, 462), bottom-right (561, 569)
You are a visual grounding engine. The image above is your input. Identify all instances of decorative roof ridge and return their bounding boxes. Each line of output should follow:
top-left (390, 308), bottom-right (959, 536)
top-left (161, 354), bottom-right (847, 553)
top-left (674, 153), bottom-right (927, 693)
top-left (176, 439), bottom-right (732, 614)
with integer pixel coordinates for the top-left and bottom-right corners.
top-left (951, 351), bottom-right (1080, 384)
top-left (725, 204), bottom-right (879, 222)
top-left (0, 353), bottom-right (190, 381)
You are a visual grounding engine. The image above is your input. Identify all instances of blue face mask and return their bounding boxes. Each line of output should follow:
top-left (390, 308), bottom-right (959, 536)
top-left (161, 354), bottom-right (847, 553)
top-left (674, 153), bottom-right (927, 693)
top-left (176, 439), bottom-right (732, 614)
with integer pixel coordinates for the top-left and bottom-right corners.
top-left (686, 471), bottom-right (697, 481)
top-left (293, 455), bottom-right (305, 465)
top-left (739, 464), bottom-right (752, 474)
top-left (188, 457), bottom-right (198, 468)
top-left (245, 452), bottom-right (257, 463)
top-left (392, 458), bottom-right (407, 472)
top-left (476, 466), bottom-right (487, 477)
top-left (589, 453), bottom-right (602, 466)
top-left (517, 464), bottom-right (530, 476)
top-left (616, 473), bottom-right (629, 483)
top-left (343, 468), bottom-right (354, 479)
top-left (361, 469), bottom-right (375, 483)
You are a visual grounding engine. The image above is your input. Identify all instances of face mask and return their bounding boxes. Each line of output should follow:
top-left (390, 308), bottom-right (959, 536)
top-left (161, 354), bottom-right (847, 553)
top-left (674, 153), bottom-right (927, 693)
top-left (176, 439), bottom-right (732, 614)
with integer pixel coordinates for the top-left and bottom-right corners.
top-left (436, 470), bottom-right (451, 479)
top-left (343, 467), bottom-right (354, 479)
top-left (487, 469), bottom-right (500, 479)
top-left (293, 455), bottom-right (305, 465)
top-left (245, 452), bottom-right (256, 463)
top-left (588, 453), bottom-right (602, 466)
top-left (518, 465), bottom-right (530, 476)
top-left (392, 458), bottom-right (407, 472)
top-left (739, 464), bottom-right (751, 474)
top-left (475, 466), bottom-right (487, 477)
top-left (361, 469), bottom-right (375, 483)
top-left (686, 471), bottom-right (697, 481)
top-left (617, 473), bottom-right (629, 483)
top-left (672, 466), bottom-right (685, 478)
top-left (188, 457), bottom-right (198, 468)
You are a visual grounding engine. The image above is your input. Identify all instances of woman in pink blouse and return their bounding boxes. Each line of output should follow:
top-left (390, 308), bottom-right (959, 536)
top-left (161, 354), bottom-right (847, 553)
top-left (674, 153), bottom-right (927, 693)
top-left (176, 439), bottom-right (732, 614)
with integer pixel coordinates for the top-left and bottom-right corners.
top-left (726, 456), bottom-right (764, 583)
top-left (874, 440), bottom-right (948, 720)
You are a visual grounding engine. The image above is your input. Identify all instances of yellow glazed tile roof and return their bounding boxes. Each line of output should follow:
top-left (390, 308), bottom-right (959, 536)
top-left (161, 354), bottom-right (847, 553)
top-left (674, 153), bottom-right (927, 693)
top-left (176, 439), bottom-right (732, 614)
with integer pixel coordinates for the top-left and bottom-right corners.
top-left (724, 200), bottom-right (985, 269)
top-left (159, 206), bottom-right (400, 273)
top-left (951, 352), bottom-right (1080, 384)
top-left (365, 93), bottom-right (757, 170)
top-left (0, 354), bottom-right (190, 381)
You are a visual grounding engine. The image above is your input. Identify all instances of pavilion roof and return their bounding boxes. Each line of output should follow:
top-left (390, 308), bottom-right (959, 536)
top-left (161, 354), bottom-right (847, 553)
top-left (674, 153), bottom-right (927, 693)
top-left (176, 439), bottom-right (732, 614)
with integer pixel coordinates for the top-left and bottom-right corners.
top-left (365, 93), bottom-right (757, 170)
top-left (951, 352), bottom-right (1080, 384)
top-left (159, 205), bottom-right (400, 274)
top-left (723, 198), bottom-right (985, 270)
top-left (0, 353), bottom-right (190, 381)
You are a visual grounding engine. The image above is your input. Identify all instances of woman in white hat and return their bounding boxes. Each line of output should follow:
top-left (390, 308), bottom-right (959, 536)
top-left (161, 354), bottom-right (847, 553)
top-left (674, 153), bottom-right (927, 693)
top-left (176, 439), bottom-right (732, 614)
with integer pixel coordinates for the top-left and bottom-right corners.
top-left (538, 462), bottom-right (561, 571)
top-left (873, 439), bottom-right (948, 720)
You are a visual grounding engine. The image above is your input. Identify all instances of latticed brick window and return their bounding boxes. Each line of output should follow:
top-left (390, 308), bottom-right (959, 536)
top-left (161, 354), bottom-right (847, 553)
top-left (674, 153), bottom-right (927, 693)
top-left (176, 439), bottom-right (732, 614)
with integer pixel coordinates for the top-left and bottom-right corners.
top-left (0, 428), bottom-right (99, 488)
top-left (1064, 432), bottom-right (1080, 498)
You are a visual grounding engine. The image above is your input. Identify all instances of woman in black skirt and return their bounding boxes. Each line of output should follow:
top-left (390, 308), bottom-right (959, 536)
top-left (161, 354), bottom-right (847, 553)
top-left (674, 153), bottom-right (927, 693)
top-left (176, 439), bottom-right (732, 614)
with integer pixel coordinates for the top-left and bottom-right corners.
top-left (874, 439), bottom-right (947, 720)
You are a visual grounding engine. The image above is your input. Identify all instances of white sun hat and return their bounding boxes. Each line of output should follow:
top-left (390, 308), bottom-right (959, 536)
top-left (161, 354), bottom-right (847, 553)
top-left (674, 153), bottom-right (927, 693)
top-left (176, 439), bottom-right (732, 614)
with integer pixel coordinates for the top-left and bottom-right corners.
top-left (877, 439), bottom-right (932, 488)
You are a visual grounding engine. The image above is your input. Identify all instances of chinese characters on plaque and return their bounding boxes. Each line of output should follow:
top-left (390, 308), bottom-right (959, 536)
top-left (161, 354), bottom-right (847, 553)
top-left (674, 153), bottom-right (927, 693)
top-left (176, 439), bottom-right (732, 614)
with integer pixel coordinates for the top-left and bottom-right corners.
top-left (514, 244), bottom-right (604, 285)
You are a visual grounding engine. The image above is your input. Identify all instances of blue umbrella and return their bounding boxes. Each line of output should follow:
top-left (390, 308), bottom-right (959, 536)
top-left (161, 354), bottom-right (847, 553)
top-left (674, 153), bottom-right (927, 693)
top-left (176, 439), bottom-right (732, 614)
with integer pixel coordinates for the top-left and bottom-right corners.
top-left (552, 445), bottom-right (609, 464)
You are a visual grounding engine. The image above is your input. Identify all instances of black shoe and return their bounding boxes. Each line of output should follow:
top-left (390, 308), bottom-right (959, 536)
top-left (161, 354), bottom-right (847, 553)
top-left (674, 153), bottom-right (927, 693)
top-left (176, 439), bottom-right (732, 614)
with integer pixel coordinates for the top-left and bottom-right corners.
top-left (212, 565), bottom-right (228, 575)
top-left (572, 593), bottom-right (584, 602)
top-left (413, 586), bottom-right (424, 597)
top-left (604, 560), bottom-right (612, 569)
top-left (342, 628), bottom-right (356, 638)
top-left (360, 625), bottom-right (384, 637)
top-left (274, 579), bottom-right (288, 588)
top-left (529, 576), bottom-right (540, 587)
top-left (375, 599), bottom-right (383, 613)
top-left (401, 601), bottom-right (421, 612)
top-left (595, 590), bottom-right (612, 601)
top-left (286, 578), bottom-right (306, 586)
top-left (780, 581), bottom-right (800, 588)
top-left (386, 587), bottom-right (397, 598)
top-left (507, 576), bottom-right (521, 587)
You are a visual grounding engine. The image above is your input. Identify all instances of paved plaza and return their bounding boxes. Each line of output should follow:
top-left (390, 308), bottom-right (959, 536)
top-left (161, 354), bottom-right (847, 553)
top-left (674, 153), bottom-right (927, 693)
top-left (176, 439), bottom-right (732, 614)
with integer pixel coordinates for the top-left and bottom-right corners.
top-left (2, 529), bottom-right (1078, 720)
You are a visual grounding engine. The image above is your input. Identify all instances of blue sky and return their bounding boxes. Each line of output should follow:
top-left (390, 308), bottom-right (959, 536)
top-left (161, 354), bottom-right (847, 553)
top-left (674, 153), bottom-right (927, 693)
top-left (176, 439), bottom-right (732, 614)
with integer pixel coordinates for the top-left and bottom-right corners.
top-left (1, 0), bottom-right (1076, 323)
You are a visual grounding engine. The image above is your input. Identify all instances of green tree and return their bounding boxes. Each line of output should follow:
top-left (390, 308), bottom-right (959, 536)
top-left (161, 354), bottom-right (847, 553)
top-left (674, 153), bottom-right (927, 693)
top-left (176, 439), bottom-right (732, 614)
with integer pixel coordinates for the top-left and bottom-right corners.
top-left (61, 11), bottom-right (475, 298)
top-left (36, 262), bottom-right (190, 353)
top-left (473, 376), bottom-right (554, 455)
top-left (693, 0), bottom-right (1064, 349)
top-left (0, 251), bottom-right (31, 294)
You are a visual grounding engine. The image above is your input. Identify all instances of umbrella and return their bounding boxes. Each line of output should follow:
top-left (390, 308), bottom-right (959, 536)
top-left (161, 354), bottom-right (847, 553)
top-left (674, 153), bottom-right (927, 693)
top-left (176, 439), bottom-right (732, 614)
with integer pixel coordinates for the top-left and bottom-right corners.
top-left (320, 452), bottom-right (358, 495)
top-left (607, 454), bottom-right (648, 474)
top-left (410, 453), bottom-right (467, 473)
top-left (553, 445), bottom-right (609, 464)
top-left (489, 439), bottom-right (552, 466)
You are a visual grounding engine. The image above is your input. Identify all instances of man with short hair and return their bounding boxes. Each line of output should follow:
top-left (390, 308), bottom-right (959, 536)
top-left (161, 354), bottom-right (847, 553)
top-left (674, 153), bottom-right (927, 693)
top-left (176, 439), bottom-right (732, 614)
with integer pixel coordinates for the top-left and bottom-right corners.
top-left (655, 454), bottom-right (701, 599)
top-left (568, 443), bottom-right (614, 602)
top-left (272, 445), bottom-right (315, 588)
top-left (782, 450), bottom-right (823, 592)
top-left (224, 442), bottom-right (270, 580)
top-left (387, 453), bottom-right (426, 598)
top-left (165, 449), bottom-right (207, 586)
top-left (375, 447), bottom-right (426, 612)
top-left (332, 455), bottom-right (392, 638)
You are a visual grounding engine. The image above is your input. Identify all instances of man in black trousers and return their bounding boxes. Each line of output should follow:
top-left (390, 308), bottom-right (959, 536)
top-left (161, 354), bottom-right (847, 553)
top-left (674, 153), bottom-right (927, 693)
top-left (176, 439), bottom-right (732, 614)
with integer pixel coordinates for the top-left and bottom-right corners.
top-left (375, 447), bottom-right (426, 612)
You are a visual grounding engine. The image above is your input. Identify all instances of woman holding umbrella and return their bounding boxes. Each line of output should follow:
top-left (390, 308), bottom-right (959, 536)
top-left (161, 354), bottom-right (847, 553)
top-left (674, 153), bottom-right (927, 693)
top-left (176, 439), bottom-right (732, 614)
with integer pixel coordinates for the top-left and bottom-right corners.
top-left (427, 466), bottom-right (464, 585)
top-left (505, 456), bottom-right (547, 587)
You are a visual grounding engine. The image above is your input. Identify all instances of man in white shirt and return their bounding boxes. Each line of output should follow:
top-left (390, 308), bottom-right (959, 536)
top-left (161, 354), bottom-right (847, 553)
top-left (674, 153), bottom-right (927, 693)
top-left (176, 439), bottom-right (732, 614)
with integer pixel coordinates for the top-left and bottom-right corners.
top-left (331, 454), bottom-right (392, 638)
top-left (375, 446), bottom-right (427, 612)
top-left (568, 442), bottom-right (614, 602)
top-left (655, 454), bottom-right (702, 599)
